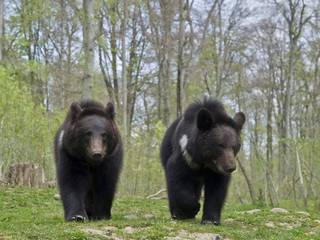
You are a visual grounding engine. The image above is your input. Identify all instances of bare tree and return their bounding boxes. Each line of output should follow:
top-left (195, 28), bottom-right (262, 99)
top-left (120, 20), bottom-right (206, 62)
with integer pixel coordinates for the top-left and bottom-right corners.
top-left (265, 23), bottom-right (280, 206)
top-left (144, 0), bottom-right (176, 126)
top-left (176, 0), bottom-right (186, 117)
top-left (0, 0), bottom-right (4, 61)
top-left (159, 0), bottom-right (175, 126)
top-left (200, 0), bottom-right (249, 97)
top-left (121, 0), bottom-right (128, 140)
top-left (275, 0), bottom-right (311, 180)
top-left (81, 0), bottom-right (94, 100)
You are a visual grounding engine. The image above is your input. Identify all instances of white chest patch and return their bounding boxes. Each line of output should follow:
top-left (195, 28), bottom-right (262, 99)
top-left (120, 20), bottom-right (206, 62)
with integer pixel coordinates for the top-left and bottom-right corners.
top-left (179, 134), bottom-right (188, 152)
top-left (178, 134), bottom-right (199, 169)
top-left (58, 130), bottom-right (64, 147)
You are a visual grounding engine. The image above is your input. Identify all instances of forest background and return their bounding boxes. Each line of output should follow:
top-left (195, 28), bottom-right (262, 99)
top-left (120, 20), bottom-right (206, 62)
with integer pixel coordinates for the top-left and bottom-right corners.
top-left (0, 0), bottom-right (319, 209)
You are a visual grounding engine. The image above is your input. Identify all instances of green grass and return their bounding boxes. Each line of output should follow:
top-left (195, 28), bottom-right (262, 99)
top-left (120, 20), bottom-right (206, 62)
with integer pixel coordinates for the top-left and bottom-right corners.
top-left (0, 187), bottom-right (319, 240)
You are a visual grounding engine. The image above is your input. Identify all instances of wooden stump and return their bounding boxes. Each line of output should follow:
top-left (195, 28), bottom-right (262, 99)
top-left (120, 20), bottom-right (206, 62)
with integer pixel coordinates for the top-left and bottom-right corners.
top-left (5, 163), bottom-right (46, 187)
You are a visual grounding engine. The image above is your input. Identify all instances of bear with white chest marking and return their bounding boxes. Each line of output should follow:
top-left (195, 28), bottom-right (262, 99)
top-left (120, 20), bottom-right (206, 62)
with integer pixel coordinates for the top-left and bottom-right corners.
top-left (160, 97), bottom-right (245, 225)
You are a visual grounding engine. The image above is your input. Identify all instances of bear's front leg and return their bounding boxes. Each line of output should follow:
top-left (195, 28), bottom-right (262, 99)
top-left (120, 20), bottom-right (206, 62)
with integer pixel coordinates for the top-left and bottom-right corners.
top-left (58, 165), bottom-right (90, 221)
top-left (169, 187), bottom-right (201, 220)
top-left (62, 188), bottom-right (88, 221)
top-left (166, 158), bottom-right (201, 220)
top-left (201, 170), bottom-right (230, 225)
top-left (90, 168), bottom-right (118, 220)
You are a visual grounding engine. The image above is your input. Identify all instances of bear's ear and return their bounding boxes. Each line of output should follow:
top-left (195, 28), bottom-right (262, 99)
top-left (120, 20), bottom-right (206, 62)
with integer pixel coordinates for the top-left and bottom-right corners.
top-left (106, 102), bottom-right (115, 119)
top-left (197, 108), bottom-right (214, 131)
top-left (69, 102), bottom-right (82, 122)
top-left (234, 112), bottom-right (245, 130)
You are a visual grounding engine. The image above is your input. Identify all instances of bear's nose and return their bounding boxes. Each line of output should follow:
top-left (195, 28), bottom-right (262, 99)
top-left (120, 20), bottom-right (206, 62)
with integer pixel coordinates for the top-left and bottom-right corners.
top-left (93, 152), bottom-right (102, 159)
top-left (225, 166), bottom-right (236, 173)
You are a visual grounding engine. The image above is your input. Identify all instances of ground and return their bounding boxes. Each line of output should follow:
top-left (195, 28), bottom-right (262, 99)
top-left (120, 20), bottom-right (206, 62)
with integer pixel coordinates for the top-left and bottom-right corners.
top-left (0, 187), bottom-right (319, 240)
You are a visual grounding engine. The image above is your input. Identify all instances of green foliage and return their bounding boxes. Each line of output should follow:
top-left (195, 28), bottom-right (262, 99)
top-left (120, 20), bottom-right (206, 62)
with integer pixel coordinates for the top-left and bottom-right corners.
top-left (0, 66), bottom-right (61, 178)
top-left (119, 121), bottom-right (166, 196)
top-left (0, 187), bottom-right (319, 240)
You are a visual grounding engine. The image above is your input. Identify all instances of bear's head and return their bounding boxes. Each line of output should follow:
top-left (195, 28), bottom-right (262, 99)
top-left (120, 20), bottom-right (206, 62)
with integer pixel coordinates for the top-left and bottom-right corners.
top-left (64, 101), bottom-right (119, 165)
top-left (194, 108), bottom-right (245, 175)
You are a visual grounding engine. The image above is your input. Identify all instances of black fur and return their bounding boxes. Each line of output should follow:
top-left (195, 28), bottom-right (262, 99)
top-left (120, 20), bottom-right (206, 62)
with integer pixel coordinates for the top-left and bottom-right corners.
top-left (54, 100), bottom-right (123, 221)
top-left (160, 97), bottom-right (245, 225)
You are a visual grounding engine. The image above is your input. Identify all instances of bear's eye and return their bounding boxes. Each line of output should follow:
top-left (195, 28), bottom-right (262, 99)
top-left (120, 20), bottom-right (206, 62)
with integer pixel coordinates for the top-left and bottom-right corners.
top-left (233, 143), bottom-right (241, 153)
top-left (85, 131), bottom-right (92, 137)
top-left (101, 133), bottom-right (107, 141)
top-left (218, 144), bottom-right (225, 148)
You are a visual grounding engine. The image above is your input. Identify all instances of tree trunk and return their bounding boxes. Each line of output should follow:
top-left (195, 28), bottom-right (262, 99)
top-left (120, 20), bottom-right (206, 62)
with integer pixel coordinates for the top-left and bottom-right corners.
top-left (160, 0), bottom-right (173, 126)
top-left (121, 0), bottom-right (128, 142)
top-left (0, 0), bottom-right (4, 61)
top-left (266, 89), bottom-right (279, 206)
top-left (277, 0), bottom-right (311, 189)
top-left (110, 2), bottom-right (120, 108)
top-left (176, 0), bottom-right (185, 117)
top-left (295, 142), bottom-right (307, 207)
top-left (127, 9), bottom-right (146, 137)
top-left (58, 0), bottom-right (66, 108)
top-left (81, 0), bottom-right (94, 100)
top-left (215, 0), bottom-right (224, 97)
top-left (265, 35), bottom-right (279, 206)
top-left (236, 156), bottom-right (256, 204)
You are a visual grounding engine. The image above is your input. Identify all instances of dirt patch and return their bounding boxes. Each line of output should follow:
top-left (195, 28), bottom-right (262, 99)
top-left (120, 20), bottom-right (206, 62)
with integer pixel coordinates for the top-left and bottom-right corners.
top-left (124, 214), bottom-right (138, 220)
top-left (278, 222), bottom-right (301, 230)
top-left (295, 211), bottom-right (310, 217)
top-left (0, 235), bottom-right (12, 240)
top-left (271, 208), bottom-right (288, 214)
top-left (83, 225), bottom-right (151, 239)
top-left (224, 218), bottom-right (235, 223)
top-left (265, 222), bottom-right (275, 228)
top-left (144, 213), bottom-right (155, 219)
top-left (265, 221), bottom-right (301, 230)
top-left (123, 226), bottom-right (150, 235)
top-left (124, 226), bottom-right (136, 234)
top-left (82, 226), bottom-right (122, 240)
top-left (165, 229), bottom-right (222, 240)
top-left (243, 209), bottom-right (261, 215)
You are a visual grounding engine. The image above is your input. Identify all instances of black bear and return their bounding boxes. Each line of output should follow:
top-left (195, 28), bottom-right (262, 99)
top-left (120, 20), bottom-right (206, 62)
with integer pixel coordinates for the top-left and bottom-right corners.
top-left (54, 100), bottom-right (123, 221)
top-left (160, 97), bottom-right (245, 225)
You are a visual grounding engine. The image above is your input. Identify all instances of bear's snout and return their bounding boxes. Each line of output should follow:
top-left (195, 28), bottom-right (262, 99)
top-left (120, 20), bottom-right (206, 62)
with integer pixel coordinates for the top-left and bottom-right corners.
top-left (92, 152), bottom-right (102, 160)
top-left (89, 136), bottom-right (106, 160)
top-left (214, 149), bottom-right (236, 175)
top-left (222, 150), bottom-right (236, 174)
top-left (224, 164), bottom-right (236, 173)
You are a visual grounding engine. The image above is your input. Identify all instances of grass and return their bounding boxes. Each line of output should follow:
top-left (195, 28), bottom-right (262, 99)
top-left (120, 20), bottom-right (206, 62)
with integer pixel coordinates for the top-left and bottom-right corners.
top-left (0, 187), bottom-right (319, 240)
